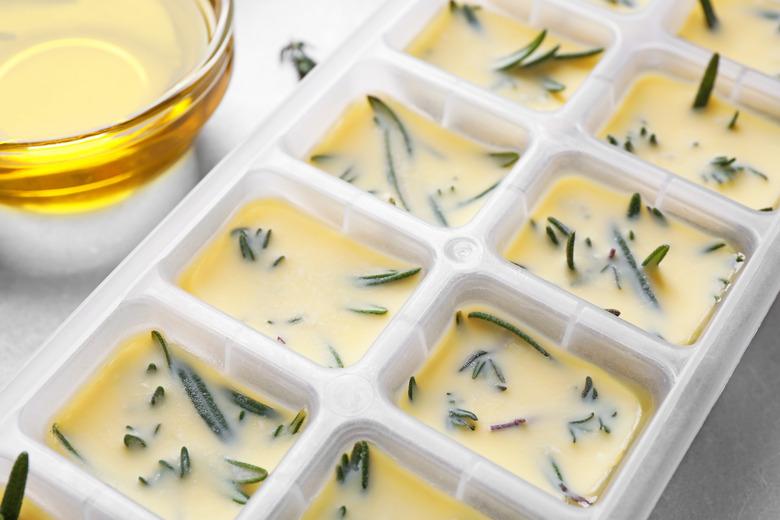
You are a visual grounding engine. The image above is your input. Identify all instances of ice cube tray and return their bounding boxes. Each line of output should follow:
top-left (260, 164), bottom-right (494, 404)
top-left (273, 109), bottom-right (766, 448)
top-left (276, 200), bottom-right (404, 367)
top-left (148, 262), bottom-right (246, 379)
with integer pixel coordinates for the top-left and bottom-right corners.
top-left (2, 0), bottom-right (779, 518)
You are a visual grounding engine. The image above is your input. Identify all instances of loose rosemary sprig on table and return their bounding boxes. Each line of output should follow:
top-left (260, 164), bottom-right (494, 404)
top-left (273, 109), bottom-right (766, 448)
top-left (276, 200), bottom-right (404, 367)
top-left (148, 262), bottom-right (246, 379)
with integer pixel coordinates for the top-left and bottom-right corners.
top-left (692, 53), bottom-right (720, 109)
top-left (0, 452), bottom-right (28, 520)
top-left (467, 311), bottom-right (552, 358)
top-left (279, 41), bottom-right (317, 80)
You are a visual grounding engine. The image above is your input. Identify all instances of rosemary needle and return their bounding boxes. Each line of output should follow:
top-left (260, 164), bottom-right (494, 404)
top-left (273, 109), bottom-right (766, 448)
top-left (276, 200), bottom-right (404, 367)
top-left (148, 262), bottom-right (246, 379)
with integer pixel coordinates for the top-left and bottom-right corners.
top-left (428, 194), bottom-right (449, 227)
top-left (493, 29), bottom-right (547, 71)
top-left (642, 244), bottom-right (670, 268)
top-left (357, 267), bottom-right (421, 286)
top-left (612, 227), bottom-right (658, 305)
top-left (698, 0), bottom-right (719, 30)
top-left (467, 311), bottom-right (551, 358)
top-left (1, 452), bottom-right (28, 520)
top-left (566, 231), bottom-right (576, 271)
top-left (408, 376), bottom-right (417, 401)
top-left (367, 96), bottom-right (413, 156)
top-left (627, 193), bottom-right (641, 219)
top-left (728, 110), bottom-right (739, 130)
top-left (348, 304), bottom-right (388, 315)
top-left (487, 151), bottom-right (520, 168)
top-left (692, 53), bottom-right (720, 109)
top-left (51, 423), bottom-right (84, 461)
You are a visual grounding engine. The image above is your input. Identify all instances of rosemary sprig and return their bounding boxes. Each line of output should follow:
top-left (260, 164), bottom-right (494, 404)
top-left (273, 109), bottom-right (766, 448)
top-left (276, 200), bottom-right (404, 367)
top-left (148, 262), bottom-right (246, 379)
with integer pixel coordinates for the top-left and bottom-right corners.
top-left (176, 361), bottom-right (233, 441)
top-left (488, 151), bottom-right (520, 168)
top-left (493, 29), bottom-right (547, 71)
top-left (467, 311), bottom-right (551, 358)
top-left (429, 194), bottom-right (449, 227)
top-left (627, 193), bottom-right (641, 219)
top-left (279, 41), bottom-right (317, 80)
top-left (225, 458), bottom-right (269, 484)
top-left (612, 227), bottom-right (658, 305)
top-left (456, 182), bottom-right (499, 208)
top-left (408, 376), bottom-right (417, 401)
top-left (490, 418), bottom-right (526, 431)
top-left (0, 452), bottom-right (28, 520)
top-left (379, 127), bottom-right (409, 210)
top-left (356, 267), bottom-right (421, 286)
top-left (51, 423), bottom-right (83, 461)
top-left (692, 53), bottom-right (720, 109)
top-left (566, 232), bottom-right (576, 271)
top-left (368, 96), bottom-right (413, 156)
top-left (225, 388), bottom-right (276, 417)
top-left (348, 304), bottom-right (388, 315)
top-left (698, 0), bottom-right (719, 30)
top-left (288, 409), bottom-right (306, 434)
top-left (642, 244), bottom-right (670, 268)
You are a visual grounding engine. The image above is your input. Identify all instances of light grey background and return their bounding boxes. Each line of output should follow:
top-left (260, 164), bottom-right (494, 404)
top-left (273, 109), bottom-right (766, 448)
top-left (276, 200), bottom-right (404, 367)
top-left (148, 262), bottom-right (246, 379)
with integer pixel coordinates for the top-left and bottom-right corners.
top-left (0, 1), bottom-right (775, 518)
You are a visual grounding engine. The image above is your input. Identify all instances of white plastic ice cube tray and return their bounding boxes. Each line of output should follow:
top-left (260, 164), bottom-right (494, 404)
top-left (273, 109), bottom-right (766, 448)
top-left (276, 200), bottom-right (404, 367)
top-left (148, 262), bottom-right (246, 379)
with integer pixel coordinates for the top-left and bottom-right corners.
top-left (2, 0), bottom-right (779, 518)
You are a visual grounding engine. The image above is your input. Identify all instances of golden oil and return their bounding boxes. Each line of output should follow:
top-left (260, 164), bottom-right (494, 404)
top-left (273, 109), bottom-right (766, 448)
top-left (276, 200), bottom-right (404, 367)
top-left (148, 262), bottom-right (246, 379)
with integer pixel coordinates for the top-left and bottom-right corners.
top-left (0, 0), bottom-right (233, 213)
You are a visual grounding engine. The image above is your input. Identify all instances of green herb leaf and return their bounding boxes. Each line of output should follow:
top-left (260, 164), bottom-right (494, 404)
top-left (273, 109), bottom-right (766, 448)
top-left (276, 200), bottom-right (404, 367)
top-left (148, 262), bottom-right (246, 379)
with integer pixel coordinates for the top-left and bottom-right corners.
top-left (456, 182), bottom-right (499, 208)
top-left (727, 110), bottom-right (739, 130)
top-left (288, 409), bottom-right (306, 434)
top-left (225, 458), bottom-right (268, 484)
top-left (368, 96), bottom-right (413, 156)
top-left (176, 362), bottom-right (232, 441)
top-left (545, 225), bottom-right (559, 246)
top-left (379, 127), bottom-right (410, 210)
top-left (520, 44), bottom-right (560, 69)
top-left (612, 227), bottom-right (658, 305)
top-left (542, 77), bottom-right (566, 93)
top-left (428, 194), bottom-right (449, 227)
top-left (493, 29), bottom-right (547, 71)
top-left (692, 53), bottom-right (720, 109)
top-left (467, 311), bottom-right (552, 358)
top-left (328, 345), bottom-right (345, 368)
top-left (51, 424), bottom-right (84, 462)
top-left (348, 304), bottom-right (388, 315)
top-left (642, 244), bottom-right (670, 268)
top-left (123, 433), bottom-right (147, 450)
top-left (225, 388), bottom-right (276, 417)
top-left (566, 231), bottom-right (576, 271)
top-left (408, 376), bottom-right (417, 402)
top-left (356, 267), bottom-right (421, 286)
top-left (0, 452), bottom-right (28, 520)
top-left (488, 151), bottom-right (520, 168)
top-left (151, 330), bottom-right (172, 370)
top-left (698, 0), bottom-right (719, 30)
top-left (703, 242), bottom-right (726, 253)
top-left (180, 447), bottom-right (191, 478)
top-left (554, 47), bottom-right (604, 60)
top-left (627, 193), bottom-right (641, 219)
top-left (547, 216), bottom-right (572, 236)
top-left (150, 386), bottom-right (165, 407)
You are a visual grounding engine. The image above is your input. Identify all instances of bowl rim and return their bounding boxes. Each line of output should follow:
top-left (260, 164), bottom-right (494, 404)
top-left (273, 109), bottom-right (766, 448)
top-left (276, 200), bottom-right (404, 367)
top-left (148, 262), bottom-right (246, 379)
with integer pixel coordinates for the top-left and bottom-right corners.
top-left (0, 0), bottom-right (234, 149)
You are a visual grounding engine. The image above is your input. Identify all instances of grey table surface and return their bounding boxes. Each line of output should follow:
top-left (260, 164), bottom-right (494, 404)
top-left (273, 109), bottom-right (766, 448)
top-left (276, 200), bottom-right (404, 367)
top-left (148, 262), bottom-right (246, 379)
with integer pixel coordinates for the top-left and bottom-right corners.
top-left (0, 1), bottom-right (776, 518)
